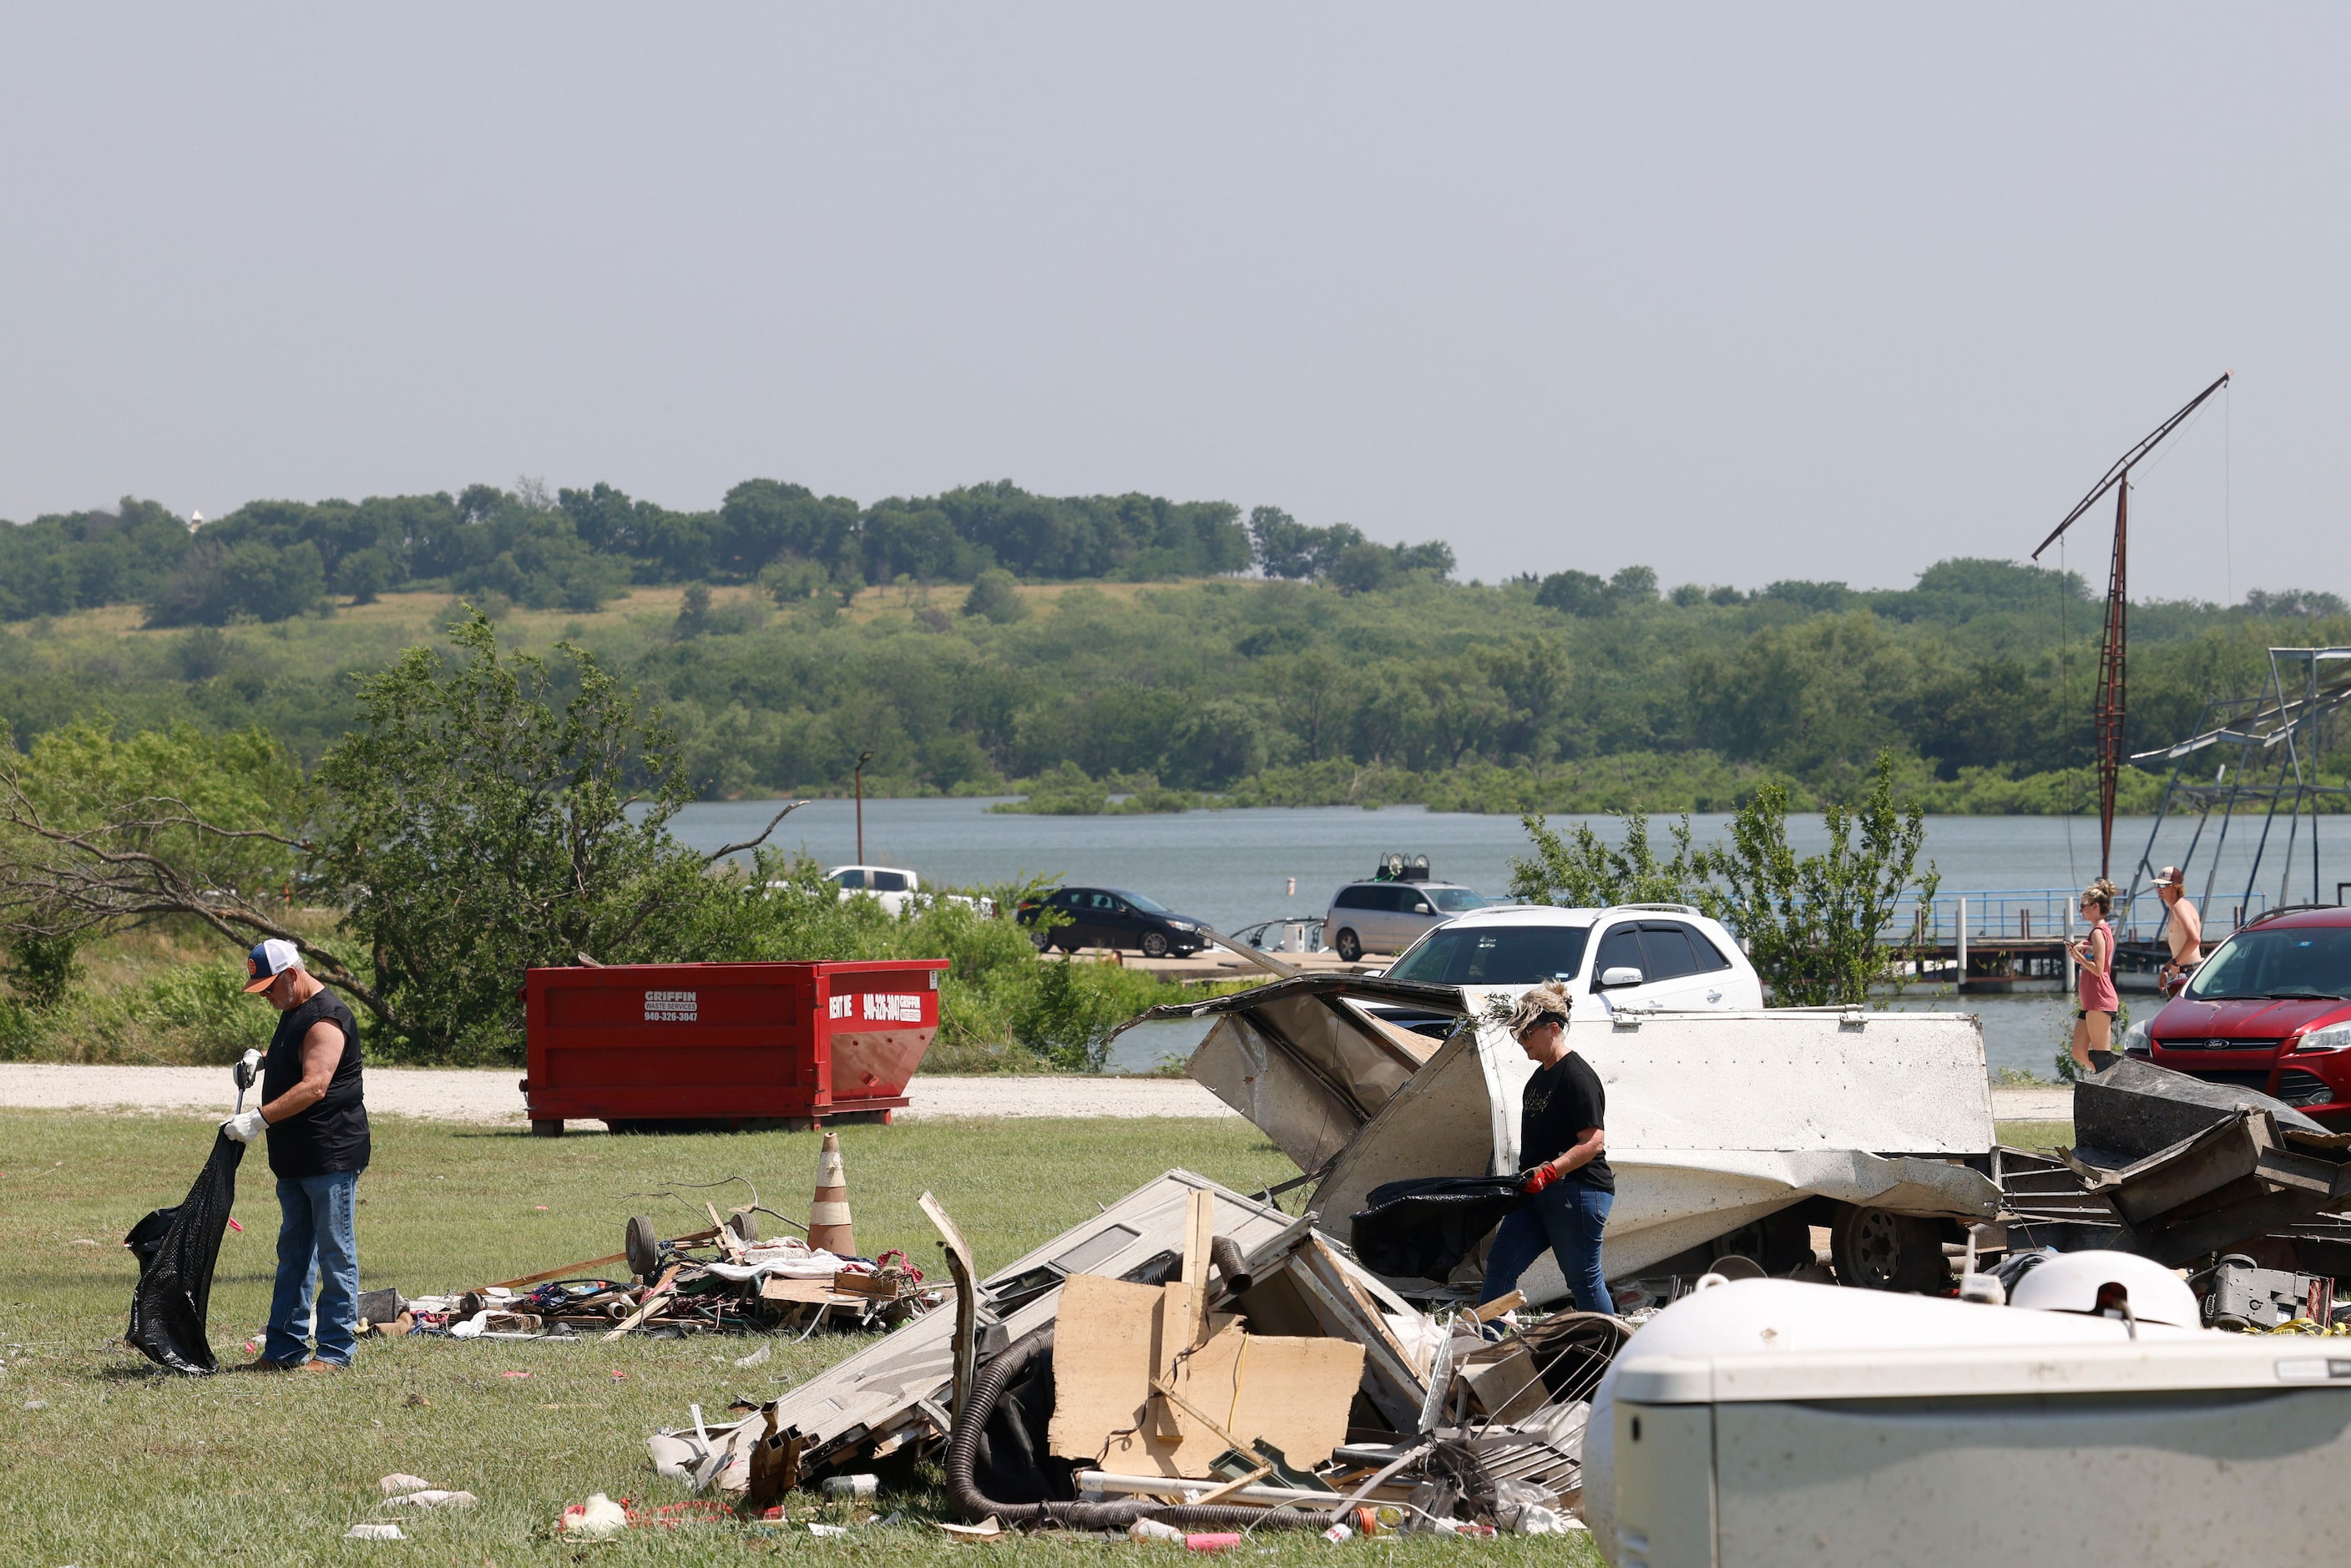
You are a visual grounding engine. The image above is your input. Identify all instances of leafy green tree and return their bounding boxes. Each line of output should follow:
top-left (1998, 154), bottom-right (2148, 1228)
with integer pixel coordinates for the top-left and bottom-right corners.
top-left (0, 720), bottom-right (320, 1006)
top-left (1509, 810), bottom-right (1706, 908)
top-left (963, 568), bottom-right (1029, 624)
top-left (310, 611), bottom-right (799, 1059)
top-left (1700, 751), bottom-right (1939, 1005)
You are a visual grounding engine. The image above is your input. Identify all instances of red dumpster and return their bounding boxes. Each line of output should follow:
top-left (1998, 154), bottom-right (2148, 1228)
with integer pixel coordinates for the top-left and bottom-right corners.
top-left (519, 959), bottom-right (948, 1136)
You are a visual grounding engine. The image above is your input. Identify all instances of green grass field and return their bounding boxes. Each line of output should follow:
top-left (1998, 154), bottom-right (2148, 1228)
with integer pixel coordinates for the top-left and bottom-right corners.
top-left (0, 1110), bottom-right (1616, 1565)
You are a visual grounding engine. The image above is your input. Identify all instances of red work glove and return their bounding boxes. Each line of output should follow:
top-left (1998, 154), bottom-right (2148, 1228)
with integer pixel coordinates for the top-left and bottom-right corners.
top-left (1519, 1164), bottom-right (1559, 1196)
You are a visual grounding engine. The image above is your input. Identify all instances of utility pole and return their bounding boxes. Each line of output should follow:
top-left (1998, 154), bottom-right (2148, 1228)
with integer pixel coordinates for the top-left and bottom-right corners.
top-left (2033, 372), bottom-right (2230, 880)
top-left (854, 751), bottom-right (875, 864)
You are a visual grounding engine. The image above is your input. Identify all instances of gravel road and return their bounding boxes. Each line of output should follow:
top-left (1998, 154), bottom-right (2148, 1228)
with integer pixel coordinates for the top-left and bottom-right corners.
top-left (0, 1064), bottom-right (1238, 1125)
top-left (0, 1063), bottom-right (2069, 1125)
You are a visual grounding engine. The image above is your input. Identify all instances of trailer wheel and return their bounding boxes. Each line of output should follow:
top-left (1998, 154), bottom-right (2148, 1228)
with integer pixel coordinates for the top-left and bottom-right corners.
top-left (1334, 928), bottom-right (1363, 964)
top-left (625, 1215), bottom-right (661, 1282)
top-left (1830, 1206), bottom-right (1949, 1292)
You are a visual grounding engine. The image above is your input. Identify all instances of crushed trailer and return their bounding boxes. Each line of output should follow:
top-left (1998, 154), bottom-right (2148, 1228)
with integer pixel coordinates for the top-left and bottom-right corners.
top-left (1133, 980), bottom-right (2001, 1306)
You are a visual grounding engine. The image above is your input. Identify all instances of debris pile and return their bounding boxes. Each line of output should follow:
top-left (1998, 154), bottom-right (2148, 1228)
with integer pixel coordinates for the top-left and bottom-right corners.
top-left (387, 1216), bottom-right (938, 1342)
top-left (382, 1139), bottom-right (943, 1343)
top-left (651, 1171), bottom-right (1613, 1535)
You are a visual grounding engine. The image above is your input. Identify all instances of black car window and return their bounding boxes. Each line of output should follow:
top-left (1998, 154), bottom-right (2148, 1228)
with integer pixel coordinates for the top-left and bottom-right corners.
top-left (1636, 923), bottom-right (1701, 982)
top-left (834, 868), bottom-right (866, 889)
top-left (1405, 893), bottom-right (1436, 915)
top-left (870, 870), bottom-right (909, 893)
top-left (2187, 927), bottom-right (2351, 1000)
top-left (1388, 926), bottom-right (1591, 985)
top-left (1090, 893), bottom-right (1120, 911)
top-left (1334, 885), bottom-right (1374, 910)
top-left (1677, 923), bottom-right (1735, 973)
top-left (1053, 889), bottom-right (1084, 908)
top-left (1591, 925), bottom-right (1646, 988)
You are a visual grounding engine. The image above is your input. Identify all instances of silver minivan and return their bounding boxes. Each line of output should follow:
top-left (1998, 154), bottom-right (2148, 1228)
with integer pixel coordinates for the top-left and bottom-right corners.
top-left (1324, 879), bottom-right (1489, 963)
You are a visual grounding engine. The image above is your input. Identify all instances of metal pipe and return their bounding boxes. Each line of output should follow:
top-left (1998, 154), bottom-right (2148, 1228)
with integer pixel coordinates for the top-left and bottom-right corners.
top-left (853, 750), bottom-right (874, 864)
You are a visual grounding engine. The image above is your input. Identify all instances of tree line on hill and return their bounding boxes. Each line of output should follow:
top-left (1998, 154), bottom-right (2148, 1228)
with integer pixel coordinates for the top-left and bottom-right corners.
top-left (0, 480), bottom-right (1465, 626)
top-left (3, 501), bottom-right (2346, 817)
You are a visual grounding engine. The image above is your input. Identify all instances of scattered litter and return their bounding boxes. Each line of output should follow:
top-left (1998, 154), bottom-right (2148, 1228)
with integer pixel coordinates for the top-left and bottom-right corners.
top-left (343, 1523), bottom-right (406, 1540)
top-left (1133, 1519), bottom-right (1186, 1541)
top-left (820, 1474), bottom-right (877, 1499)
top-left (1183, 1532), bottom-right (1241, 1551)
top-left (807, 1522), bottom-right (849, 1537)
top-left (377, 1474), bottom-right (432, 1495)
top-left (935, 1517), bottom-right (1004, 1540)
top-left (734, 1344), bottom-right (771, 1370)
top-left (501, 1370), bottom-right (532, 1379)
top-left (226, 1217), bottom-right (242, 1232)
top-left (402, 1392), bottom-right (430, 1408)
top-left (384, 1490), bottom-right (476, 1510)
top-left (558, 1494), bottom-right (627, 1540)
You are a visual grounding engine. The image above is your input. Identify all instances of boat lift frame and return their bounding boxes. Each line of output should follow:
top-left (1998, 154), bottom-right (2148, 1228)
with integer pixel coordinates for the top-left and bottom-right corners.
top-left (2126, 646), bottom-right (2351, 926)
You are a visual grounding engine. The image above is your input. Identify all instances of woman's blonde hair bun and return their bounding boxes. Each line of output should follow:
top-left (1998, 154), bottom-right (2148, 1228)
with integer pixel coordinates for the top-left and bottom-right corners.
top-left (1489, 980), bottom-right (1574, 1039)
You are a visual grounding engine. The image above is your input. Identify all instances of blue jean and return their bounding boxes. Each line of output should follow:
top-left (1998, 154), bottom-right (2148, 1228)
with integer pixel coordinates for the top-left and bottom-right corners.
top-left (265, 1171), bottom-right (360, 1366)
top-left (1481, 1181), bottom-right (1614, 1315)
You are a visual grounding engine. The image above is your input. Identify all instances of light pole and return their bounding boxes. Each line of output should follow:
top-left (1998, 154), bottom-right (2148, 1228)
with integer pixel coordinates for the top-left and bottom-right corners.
top-left (854, 751), bottom-right (875, 864)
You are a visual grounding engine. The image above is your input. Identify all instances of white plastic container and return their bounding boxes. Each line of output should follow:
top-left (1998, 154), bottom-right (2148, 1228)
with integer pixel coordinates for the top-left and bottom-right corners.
top-left (1590, 1279), bottom-right (2351, 1566)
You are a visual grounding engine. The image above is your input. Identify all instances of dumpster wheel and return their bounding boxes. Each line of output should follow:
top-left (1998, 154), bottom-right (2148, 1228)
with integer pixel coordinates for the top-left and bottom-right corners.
top-left (1830, 1206), bottom-right (1950, 1293)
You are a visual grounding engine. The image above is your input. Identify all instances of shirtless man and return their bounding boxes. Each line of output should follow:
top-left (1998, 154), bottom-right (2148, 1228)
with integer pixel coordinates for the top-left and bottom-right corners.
top-left (2155, 866), bottom-right (2204, 998)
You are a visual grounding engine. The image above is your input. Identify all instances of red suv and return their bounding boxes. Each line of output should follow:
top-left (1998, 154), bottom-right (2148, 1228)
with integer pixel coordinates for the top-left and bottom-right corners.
top-left (2127, 907), bottom-right (2351, 1123)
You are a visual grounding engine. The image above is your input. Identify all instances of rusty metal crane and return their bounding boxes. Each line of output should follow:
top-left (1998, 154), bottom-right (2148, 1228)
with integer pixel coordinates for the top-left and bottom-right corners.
top-left (2032, 372), bottom-right (2232, 878)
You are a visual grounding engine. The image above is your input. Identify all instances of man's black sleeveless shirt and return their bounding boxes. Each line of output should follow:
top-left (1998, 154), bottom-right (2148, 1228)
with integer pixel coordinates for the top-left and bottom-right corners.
top-left (260, 985), bottom-right (368, 1178)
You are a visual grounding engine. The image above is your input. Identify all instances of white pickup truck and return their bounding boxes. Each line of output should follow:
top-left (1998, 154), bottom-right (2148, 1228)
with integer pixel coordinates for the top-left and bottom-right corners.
top-left (825, 864), bottom-right (992, 918)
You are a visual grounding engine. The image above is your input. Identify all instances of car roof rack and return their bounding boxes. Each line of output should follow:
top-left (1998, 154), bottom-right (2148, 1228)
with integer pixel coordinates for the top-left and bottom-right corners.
top-left (1605, 902), bottom-right (1701, 916)
top-left (2244, 903), bottom-right (2343, 928)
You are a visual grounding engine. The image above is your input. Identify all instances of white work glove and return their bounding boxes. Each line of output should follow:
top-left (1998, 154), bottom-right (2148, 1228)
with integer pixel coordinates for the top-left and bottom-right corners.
top-left (234, 1048), bottom-right (264, 1092)
top-left (220, 1110), bottom-right (267, 1144)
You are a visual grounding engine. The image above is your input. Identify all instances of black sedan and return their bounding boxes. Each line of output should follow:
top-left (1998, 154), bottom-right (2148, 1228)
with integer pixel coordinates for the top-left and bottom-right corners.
top-left (1017, 886), bottom-right (1212, 959)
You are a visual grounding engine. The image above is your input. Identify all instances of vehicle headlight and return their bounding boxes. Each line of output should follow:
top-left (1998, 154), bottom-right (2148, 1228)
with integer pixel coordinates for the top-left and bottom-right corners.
top-left (2121, 1017), bottom-right (2153, 1055)
top-left (1166, 920), bottom-right (1196, 931)
top-left (2296, 1023), bottom-right (2351, 1054)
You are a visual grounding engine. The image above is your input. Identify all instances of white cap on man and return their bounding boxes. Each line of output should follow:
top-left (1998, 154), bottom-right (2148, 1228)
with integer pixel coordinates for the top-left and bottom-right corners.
top-left (242, 938), bottom-right (305, 994)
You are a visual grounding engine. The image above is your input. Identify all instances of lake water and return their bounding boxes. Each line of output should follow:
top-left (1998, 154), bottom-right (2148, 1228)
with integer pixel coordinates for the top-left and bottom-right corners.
top-left (669, 797), bottom-right (2343, 1083)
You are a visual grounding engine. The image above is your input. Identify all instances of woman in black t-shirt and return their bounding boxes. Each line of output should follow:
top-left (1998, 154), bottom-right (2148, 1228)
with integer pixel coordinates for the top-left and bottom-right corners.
top-left (1479, 982), bottom-right (1615, 1314)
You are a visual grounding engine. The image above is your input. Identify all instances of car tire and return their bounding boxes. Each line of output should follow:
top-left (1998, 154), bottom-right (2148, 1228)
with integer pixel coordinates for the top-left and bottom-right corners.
top-left (1334, 928), bottom-right (1363, 964)
top-left (1140, 931), bottom-right (1170, 959)
top-left (1028, 928), bottom-right (1051, 952)
top-left (1829, 1206), bottom-right (1950, 1293)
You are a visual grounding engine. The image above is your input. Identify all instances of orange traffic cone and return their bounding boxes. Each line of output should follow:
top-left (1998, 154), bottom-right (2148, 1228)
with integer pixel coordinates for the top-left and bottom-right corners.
top-left (808, 1130), bottom-right (855, 1257)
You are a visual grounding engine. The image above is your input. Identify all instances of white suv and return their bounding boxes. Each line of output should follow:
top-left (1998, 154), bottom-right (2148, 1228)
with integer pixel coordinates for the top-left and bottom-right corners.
top-left (1382, 902), bottom-right (1762, 1011)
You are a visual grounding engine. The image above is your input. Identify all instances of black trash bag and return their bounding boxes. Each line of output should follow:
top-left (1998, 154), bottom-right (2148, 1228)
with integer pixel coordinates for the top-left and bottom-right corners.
top-left (1350, 1176), bottom-right (1528, 1281)
top-left (125, 1128), bottom-right (245, 1374)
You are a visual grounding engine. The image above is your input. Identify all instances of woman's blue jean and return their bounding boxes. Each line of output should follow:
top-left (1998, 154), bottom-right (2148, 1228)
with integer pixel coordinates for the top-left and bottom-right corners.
top-left (1480, 1181), bottom-right (1613, 1314)
top-left (265, 1171), bottom-right (360, 1366)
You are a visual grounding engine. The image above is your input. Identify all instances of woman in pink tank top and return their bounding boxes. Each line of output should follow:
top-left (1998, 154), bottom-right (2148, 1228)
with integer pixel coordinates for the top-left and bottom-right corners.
top-left (2069, 879), bottom-right (2120, 1071)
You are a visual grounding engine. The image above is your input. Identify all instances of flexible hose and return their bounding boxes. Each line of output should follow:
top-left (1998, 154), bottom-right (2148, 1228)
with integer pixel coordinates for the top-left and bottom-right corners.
top-left (945, 1325), bottom-right (1337, 1534)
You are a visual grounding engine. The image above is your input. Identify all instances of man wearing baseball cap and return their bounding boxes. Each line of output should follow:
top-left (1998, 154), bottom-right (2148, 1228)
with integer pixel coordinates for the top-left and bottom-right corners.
top-left (219, 938), bottom-right (369, 1369)
top-left (2155, 867), bottom-right (2203, 998)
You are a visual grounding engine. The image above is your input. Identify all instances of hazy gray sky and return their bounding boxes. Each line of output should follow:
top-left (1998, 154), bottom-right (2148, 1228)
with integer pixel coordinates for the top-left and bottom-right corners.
top-left (4, 6), bottom-right (2344, 598)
